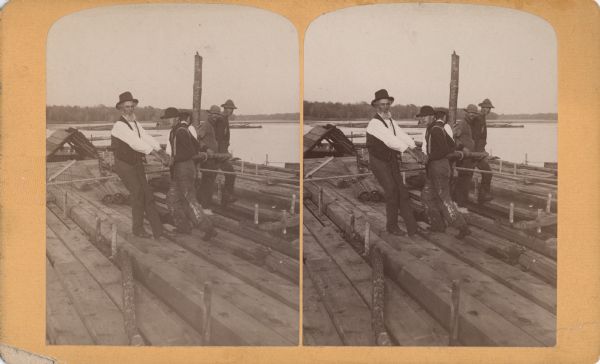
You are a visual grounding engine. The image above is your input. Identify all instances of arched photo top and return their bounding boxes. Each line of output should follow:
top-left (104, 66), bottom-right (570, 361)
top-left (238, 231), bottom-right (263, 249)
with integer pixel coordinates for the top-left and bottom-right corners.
top-left (47, 3), bottom-right (299, 115)
top-left (304, 3), bottom-right (556, 116)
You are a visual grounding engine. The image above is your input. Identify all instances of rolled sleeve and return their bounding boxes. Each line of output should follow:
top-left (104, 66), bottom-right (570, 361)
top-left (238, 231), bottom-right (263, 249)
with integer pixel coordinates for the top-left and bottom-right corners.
top-left (138, 123), bottom-right (161, 151)
top-left (366, 118), bottom-right (412, 152)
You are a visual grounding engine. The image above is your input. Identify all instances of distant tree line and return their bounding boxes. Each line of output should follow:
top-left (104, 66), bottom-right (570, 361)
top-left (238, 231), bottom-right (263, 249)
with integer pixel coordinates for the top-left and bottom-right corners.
top-left (303, 101), bottom-right (500, 121)
top-left (46, 105), bottom-right (299, 123)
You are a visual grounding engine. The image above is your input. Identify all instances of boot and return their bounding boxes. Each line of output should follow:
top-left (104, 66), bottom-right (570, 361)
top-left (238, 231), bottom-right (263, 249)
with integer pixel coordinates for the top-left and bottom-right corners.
top-left (477, 186), bottom-right (493, 203)
top-left (455, 225), bottom-right (471, 240)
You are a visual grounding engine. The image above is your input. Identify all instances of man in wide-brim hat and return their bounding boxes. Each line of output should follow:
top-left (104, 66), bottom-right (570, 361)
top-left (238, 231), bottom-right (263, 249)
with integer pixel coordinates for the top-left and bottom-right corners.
top-left (451, 104), bottom-right (478, 210)
top-left (215, 99), bottom-right (238, 205)
top-left (110, 91), bottom-right (168, 240)
top-left (473, 98), bottom-right (495, 203)
top-left (365, 89), bottom-right (424, 237)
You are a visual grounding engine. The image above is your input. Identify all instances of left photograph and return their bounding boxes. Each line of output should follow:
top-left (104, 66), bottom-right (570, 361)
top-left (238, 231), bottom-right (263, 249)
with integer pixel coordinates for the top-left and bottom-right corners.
top-left (45, 4), bottom-right (299, 346)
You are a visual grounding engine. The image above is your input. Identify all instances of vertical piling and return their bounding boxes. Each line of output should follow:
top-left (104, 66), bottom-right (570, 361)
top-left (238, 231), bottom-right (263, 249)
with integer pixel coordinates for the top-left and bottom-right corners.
top-left (448, 51), bottom-right (460, 126)
top-left (290, 194), bottom-right (296, 215)
top-left (449, 280), bottom-right (461, 346)
top-left (254, 204), bottom-right (259, 225)
top-left (192, 53), bottom-right (203, 125)
top-left (509, 203), bottom-right (515, 224)
top-left (120, 249), bottom-right (144, 346)
top-left (546, 193), bottom-right (552, 213)
top-left (364, 222), bottom-right (371, 256)
top-left (537, 209), bottom-right (542, 234)
top-left (499, 160), bottom-right (503, 173)
top-left (202, 282), bottom-right (212, 345)
top-left (281, 210), bottom-right (288, 235)
top-left (371, 246), bottom-right (391, 346)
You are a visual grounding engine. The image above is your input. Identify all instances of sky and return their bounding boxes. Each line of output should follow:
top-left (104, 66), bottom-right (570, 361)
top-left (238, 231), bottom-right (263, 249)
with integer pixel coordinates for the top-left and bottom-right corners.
top-left (305, 3), bottom-right (557, 114)
top-left (47, 4), bottom-right (299, 115)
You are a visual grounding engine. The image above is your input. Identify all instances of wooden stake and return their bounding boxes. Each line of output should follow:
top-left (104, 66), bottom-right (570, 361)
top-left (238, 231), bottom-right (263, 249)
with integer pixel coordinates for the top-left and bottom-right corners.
top-left (499, 160), bottom-right (503, 173)
top-left (281, 210), bottom-right (288, 235)
top-left (192, 53), bottom-right (203, 124)
top-left (110, 223), bottom-right (118, 259)
top-left (546, 193), bottom-right (552, 213)
top-left (449, 280), bottom-right (461, 346)
top-left (448, 51), bottom-right (460, 126)
top-left (290, 194), bottom-right (296, 215)
top-left (120, 249), bottom-right (144, 346)
top-left (371, 246), bottom-right (391, 346)
top-left (537, 209), bottom-right (542, 234)
top-left (202, 282), bottom-right (212, 345)
top-left (254, 203), bottom-right (259, 225)
top-left (509, 203), bottom-right (515, 224)
top-left (318, 187), bottom-right (324, 214)
top-left (94, 215), bottom-right (101, 243)
top-left (63, 190), bottom-right (68, 219)
top-left (364, 222), bottom-right (371, 256)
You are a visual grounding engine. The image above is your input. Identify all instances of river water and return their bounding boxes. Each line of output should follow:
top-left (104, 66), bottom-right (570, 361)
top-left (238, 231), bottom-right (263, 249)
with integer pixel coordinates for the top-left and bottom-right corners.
top-left (309, 121), bottom-right (557, 166)
top-left (48, 121), bottom-right (301, 167)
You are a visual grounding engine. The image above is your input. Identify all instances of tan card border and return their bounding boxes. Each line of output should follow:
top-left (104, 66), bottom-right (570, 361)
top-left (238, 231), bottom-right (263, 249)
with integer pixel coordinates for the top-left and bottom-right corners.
top-left (1, 0), bottom-right (599, 363)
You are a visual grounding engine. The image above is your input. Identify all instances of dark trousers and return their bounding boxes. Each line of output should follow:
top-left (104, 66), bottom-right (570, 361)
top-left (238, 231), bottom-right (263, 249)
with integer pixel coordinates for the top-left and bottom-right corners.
top-left (168, 160), bottom-right (213, 233)
top-left (422, 159), bottom-right (467, 231)
top-left (453, 158), bottom-right (475, 207)
top-left (370, 155), bottom-right (418, 235)
top-left (476, 158), bottom-right (492, 192)
top-left (220, 159), bottom-right (236, 196)
top-left (113, 159), bottom-right (163, 237)
top-left (198, 159), bottom-right (217, 207)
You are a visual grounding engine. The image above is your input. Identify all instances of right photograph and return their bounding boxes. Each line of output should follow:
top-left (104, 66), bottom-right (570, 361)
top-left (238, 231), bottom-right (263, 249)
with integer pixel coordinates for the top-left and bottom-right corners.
top-left (302, 4), bottom-right (557, 346)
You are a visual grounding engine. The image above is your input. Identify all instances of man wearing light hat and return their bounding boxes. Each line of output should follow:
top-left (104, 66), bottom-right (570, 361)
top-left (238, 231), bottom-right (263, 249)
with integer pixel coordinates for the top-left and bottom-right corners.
top-left (474, 98), bottom-right (495, 203)
top-left (216, 99), bottom-right (238, 205)
top-left (110, 91), bottom-right (168, 240)
top-left (366, 89), bottom-right (424, 237)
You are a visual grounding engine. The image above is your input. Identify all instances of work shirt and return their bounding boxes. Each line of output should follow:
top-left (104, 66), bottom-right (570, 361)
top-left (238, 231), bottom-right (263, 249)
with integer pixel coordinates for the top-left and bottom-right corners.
top-left (167, 121), bottom-right (200, 162)
top-left (425, 120), bottom-right (456, 161)
top-left (422, 122), bottom-right (453, 155)
top-left (166, 122), bottom-right (198, 156)
top-left (215, 115), bottom-right (231, 152)
top-left (454, 117), bottom-right (475, 152)
top-left (366, 113), bottom-right (416, 153)
top-left (469, 113), bottom-right (487, 151)
top-left (197, 120), bottom-right (219, 153)
top-left (111, 115), bottom-right (160, 155)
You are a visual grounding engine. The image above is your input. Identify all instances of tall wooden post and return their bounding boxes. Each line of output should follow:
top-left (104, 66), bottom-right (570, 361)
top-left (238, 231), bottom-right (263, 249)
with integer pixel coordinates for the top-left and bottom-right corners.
top-left (192, 53), bottom-right (203, 125)
top-left (448, 51), bottom-right (460, 127)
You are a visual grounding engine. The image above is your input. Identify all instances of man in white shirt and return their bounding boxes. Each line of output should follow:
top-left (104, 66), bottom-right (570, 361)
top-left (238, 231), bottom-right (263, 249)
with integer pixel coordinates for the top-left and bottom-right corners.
top-left (366, 89), bottom-right (424, 236)
top-left (110, 91), bottom-right (168, 240)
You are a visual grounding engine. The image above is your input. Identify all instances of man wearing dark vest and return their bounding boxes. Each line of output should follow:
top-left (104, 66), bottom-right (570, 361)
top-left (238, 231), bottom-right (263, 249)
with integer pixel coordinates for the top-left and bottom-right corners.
top-left (217, 99), bottom-right (237, 205)
top-left (366, 89), bottom-right (422, 236)
top-left (197, 105), bottom-right (223, 211)
top-left (110, 91), bottom-right (167, 239)
top-left (474, 98), bottom-right (494, 203)
top-left (421, 107), bottom-right (471, 239)
top-left (452, 104), bottom-right (478, 209)
top-left (163, 107), bottom-right (217, 240)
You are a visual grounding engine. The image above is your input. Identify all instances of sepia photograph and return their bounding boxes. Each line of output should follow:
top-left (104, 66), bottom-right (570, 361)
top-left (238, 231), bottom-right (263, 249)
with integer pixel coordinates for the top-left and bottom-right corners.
top-left (303, 3), bottom-right (557, 346)
top-left (45, 4), bottom-right (299, 346)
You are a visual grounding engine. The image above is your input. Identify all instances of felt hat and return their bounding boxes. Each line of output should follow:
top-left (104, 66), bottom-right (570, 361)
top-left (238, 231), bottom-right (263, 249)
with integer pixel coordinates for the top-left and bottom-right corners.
top-left (371, 89), bottom-right (394, 106)
top-left (160, 107), bottom-right (179, 119)
top-left (464, 104), bottom-right (479, 114)
top-left (221, 99), bottom-right (237, 109)
top-left (208, 105), bottom-right (222, 114)
top-left (116, 91), bottom-right (139, 109)
top-left (478, 98), bottom-right (494, 108)
top-left (416, 105), bottom-right (435, 117)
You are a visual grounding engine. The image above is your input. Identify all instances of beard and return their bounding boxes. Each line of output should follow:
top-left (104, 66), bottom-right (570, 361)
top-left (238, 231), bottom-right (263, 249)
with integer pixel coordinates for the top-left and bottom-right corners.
top-left (379, 111), bottom-right (392, 119)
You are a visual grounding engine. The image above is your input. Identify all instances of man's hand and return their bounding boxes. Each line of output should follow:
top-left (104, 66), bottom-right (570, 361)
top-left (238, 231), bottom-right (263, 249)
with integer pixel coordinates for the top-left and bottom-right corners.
top-left (193, 152), bottom-right (208, 162)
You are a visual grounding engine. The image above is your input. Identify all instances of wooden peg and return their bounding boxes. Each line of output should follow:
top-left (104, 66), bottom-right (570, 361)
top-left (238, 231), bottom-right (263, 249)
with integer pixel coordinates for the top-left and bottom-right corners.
top-left (499, 160), bottom-right (503, 173)
top-left (546, 193), bottom-right (552, 213)
top-left (364, 222), bottom-right (371, 256)
top-left (509, 202), bottom-right (514, 224)
top-left (536, 209), bottom-right (542, 234)
top-left (449, 280), bottom-right (461, 346)
top-left (290, 194), bottom-right (296, 215)
top-left (254, 203), bottom-right (259, 225)
top-left (281, 210), bottom-right (288, 235)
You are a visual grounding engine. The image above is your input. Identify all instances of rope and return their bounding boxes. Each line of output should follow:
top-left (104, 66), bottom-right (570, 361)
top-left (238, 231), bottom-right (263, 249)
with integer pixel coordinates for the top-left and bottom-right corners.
top-left (454, 166), bottom-right (558, 182)
top-left (47, 165), bottom-right (300, 186)
top-left (304, 167), bottom-right (426, 182)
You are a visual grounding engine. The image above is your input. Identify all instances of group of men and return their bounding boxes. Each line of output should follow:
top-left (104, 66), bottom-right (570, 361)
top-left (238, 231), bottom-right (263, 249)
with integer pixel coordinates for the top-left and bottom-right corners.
top-left (366, 89), bottom-right (495, 239)
top-left (110, 91), bottom-right (239, 241)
